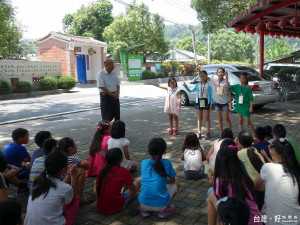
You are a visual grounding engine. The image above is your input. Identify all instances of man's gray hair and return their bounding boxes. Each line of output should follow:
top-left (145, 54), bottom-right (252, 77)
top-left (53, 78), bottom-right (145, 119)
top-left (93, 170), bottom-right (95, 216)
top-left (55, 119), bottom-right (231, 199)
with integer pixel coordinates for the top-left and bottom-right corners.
top-left (104, 59), bottom-right (113, 66)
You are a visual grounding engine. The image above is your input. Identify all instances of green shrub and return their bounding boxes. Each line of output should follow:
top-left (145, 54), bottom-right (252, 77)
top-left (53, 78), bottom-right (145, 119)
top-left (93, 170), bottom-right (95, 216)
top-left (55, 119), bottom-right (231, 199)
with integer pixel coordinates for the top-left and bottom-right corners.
top-left (277, 68), bottom-right (295, 81)
top-left (156, 71), bottom-right (164, 78)
top-left (162, 61), bottom-right (171, 77)
top-left (15, 81), bottom-right (32, 93)
top-left (141, 71), bottom-right (156, 80)
top-left (170, 60), bottom-right (180, 75)
top-left (263, 69), bottom-right (276, 81)
top-left (40, 77), bottom-right (57, 90)
top-left (57, 76), bottom-right (77, 89)
top-left (0, 79), bottom-right (11, 95)
top-left (184, 62), bottom-right (195, 75)
top-left (296, 69), bottom-right (300, 84)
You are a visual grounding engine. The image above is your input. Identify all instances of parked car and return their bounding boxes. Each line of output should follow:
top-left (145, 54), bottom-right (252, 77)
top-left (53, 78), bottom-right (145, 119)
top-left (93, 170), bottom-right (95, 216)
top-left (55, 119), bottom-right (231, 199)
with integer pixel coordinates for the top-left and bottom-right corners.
top-left (179, 70), bottom-right (280, 110)
top-left (264, 63), bottom-right (300, 73)
top-left (201, 64), bottom-right (260, 76)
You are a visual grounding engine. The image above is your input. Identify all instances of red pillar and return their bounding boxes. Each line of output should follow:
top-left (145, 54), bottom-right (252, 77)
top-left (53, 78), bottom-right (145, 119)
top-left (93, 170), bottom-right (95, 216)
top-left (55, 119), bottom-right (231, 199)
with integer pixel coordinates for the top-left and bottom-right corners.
top-left (260, 28), bottom-right (264, 78)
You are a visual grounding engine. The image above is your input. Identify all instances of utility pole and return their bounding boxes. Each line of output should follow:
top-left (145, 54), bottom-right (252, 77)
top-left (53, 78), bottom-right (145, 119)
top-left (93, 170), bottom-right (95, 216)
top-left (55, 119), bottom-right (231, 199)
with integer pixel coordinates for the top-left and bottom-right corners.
top-left (207, 33), bottom-right (211, 64)
top-left (189, 26), bottom-right (198, 66)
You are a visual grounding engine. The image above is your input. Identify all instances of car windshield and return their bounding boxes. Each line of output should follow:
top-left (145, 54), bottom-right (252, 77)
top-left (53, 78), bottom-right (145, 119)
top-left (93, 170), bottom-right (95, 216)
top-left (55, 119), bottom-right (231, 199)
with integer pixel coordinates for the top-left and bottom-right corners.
top-left (231, 72), bottom-right (263, 81)
top-left (234, 66), bottom-right (259, 75)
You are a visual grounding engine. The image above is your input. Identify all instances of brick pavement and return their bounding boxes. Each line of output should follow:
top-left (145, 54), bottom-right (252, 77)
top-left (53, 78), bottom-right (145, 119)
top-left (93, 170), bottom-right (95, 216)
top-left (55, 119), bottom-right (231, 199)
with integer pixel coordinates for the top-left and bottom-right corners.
top-left (5, 98), bottom-right (300, 225)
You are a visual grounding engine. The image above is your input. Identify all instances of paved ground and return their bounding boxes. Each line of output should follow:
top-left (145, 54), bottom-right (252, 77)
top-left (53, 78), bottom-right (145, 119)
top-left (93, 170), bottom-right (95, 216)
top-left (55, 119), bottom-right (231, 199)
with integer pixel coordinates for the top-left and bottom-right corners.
top-left (2, 85), bottom-right (300, 225)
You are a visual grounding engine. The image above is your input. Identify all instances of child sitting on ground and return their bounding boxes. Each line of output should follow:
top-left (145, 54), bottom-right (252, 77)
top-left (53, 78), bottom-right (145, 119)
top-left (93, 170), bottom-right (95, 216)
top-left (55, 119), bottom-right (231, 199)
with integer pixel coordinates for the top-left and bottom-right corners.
top-left (236, 131), bottom-right (265, 182)
top-left (93, 148), bottom-right (141, 215)
top-left (1, 150), bottom-right (30, 197)
top-left (217, 197), bottom-right (250, 225)
top-left (206, 128), bottom-right (233, 168)
top-left (268, 123), bottom-right (286, 144)
top-left (0, 152), bottom-right (8, 201)
top-left (28, 138), bottom-right (57, 189)
top-left (180, 132), bottom-right (206, 179)
top-left (252, 126), bottom-right (271, 162)
top-left (2, 128), bottom-right (31, 179)
top-left (0, 200), bottom-right (23, 225)
top-left (86, 120), bottom-right (111, 177)
top-left (138, 138), bottom-right (180, 218)
top-left (263, 125), bottom-right (272, 142)
top-left (57, 137), bottom-right (91, 205)
top-left (24, 151), bottom-right (80, 225)
top-left (207, 140), bottom-right (262, 225)
top-left (107, 120), bottom-right (137, 172)
top-left (30, 131), bottom-right (52, 168)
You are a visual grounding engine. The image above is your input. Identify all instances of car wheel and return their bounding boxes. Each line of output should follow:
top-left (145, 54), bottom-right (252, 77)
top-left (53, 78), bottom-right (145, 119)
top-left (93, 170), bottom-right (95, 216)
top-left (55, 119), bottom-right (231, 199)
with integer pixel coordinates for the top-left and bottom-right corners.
top-left (231, 95), bottom-right (236, 111)
top-left (180, 91), bottom-right (189, 106)
top-left (254, 104), bottom-right (265, 109)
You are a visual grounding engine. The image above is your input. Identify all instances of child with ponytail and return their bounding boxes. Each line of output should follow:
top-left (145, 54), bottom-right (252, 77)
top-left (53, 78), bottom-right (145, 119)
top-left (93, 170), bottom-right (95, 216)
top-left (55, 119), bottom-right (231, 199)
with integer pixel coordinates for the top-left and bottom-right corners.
top-left (56, 137), bottom-right (91, 205)
top-left (86, 120), bottom-right (111, 177)
top-left (24, 151), bottom-right (80, 225)
top-left (94, 148), bottom-right (141, 215)
top-left (138, 138), bottom-right (180, 218)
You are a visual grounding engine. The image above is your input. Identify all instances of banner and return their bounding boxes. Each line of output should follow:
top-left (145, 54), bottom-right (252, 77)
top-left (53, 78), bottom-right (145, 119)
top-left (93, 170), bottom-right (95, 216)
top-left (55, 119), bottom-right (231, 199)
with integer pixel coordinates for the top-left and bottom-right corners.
top-left (127, 53), bottom-right (143, 81)
top-left (119, 49), bottom-right (128, 77)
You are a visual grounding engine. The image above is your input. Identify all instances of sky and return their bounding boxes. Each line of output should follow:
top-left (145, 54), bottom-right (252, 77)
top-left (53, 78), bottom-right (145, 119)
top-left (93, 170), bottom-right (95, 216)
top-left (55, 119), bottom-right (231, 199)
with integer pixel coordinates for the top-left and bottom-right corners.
top-left (11, 0), bottom-right (199, 40)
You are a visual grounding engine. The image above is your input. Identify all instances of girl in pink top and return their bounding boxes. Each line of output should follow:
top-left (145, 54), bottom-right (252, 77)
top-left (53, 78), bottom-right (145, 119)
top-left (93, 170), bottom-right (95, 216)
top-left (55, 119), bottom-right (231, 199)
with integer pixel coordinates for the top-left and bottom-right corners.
top-left (86, 120), bottom-right (111, 177)
top-left (207, 139), bottom-right (262, 225)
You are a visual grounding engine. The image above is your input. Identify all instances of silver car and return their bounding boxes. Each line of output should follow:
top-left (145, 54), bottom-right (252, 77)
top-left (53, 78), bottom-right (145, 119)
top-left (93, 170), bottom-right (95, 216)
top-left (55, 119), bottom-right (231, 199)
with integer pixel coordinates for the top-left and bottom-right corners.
top-left (179, 70), bottom-right (280, 109)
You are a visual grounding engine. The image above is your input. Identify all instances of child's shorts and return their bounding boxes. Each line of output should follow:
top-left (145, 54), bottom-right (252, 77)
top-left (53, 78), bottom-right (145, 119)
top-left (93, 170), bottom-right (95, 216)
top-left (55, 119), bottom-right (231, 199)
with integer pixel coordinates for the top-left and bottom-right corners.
top-left (17, 166), bottom-right (29, 179)
top-left (206, 187), bottom-right (214, 202)
top-left (166, 183), bottom-right (177, 199)
top-left (195, 98), bottom-right (210, 110)
top-left (213, 102), bottom-right (229, 111)
top-left (183, 166), bottom-right (204, 179)
top-left (122, 191), bottom-right (132, 209)
top-left (140, 183), bottom-right (178, 212)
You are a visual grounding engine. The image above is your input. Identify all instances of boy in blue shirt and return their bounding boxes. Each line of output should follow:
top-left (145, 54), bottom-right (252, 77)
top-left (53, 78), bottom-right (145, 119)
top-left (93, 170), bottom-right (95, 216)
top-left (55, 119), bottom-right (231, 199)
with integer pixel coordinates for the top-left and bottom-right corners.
top-left (2, 128), bottom-right (31, 179)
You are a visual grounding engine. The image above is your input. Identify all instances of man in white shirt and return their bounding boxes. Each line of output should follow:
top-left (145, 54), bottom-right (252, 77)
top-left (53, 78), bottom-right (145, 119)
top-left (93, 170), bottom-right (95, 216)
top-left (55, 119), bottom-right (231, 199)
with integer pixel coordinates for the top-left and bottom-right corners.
top-left (97, 59), bottom-right (121, 121)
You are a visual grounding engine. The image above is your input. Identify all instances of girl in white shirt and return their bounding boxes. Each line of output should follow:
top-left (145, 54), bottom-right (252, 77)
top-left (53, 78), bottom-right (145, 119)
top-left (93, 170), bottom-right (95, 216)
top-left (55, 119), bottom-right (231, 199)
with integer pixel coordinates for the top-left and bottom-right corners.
top-left (25, 151), bottom-right (79, 225)
top-left (255, 139), bottom-right (300, 225)
top-left (108, 120), bottom-right (137, 172)
top-left (180, 132), bottom-right (206, 179)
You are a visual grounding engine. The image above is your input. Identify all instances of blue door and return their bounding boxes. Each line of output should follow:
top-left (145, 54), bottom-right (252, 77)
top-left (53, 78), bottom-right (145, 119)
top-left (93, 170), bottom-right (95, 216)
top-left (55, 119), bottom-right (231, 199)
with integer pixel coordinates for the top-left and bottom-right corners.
top-left (76, 54), bottom-right (87, 83)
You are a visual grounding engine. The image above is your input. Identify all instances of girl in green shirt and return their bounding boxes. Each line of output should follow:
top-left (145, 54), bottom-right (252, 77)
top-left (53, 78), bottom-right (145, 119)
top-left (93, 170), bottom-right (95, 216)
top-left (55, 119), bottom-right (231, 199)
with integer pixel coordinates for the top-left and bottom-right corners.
top-left (225, 72), bottom-right (255, 134)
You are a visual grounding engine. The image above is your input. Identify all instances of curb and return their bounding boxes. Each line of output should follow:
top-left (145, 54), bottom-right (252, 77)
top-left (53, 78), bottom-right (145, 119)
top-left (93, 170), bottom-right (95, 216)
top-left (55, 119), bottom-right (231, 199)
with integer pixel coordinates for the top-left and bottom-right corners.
top-left (0, 89), bottom-right (70, 100)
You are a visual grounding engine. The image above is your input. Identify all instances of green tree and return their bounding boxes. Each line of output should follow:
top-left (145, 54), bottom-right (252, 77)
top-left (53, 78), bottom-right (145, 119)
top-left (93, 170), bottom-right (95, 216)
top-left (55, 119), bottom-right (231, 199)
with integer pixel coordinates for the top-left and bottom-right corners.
top-left (0, 0), bottom-right (23, 58)
top-left (165, 24), bottom-right (207, 44)
top-left (191, 0), bottom-right (259, 34)
top-left (210, 29), bottom-right (255, 63)
top-left (265, 39), bottom-right (293, 61)
top-left (62, 0), bottom-right (113, 41)
top-left (103, 2), bottom-right (170, 62)
top-left (175, 36), bottom-right (206, 56)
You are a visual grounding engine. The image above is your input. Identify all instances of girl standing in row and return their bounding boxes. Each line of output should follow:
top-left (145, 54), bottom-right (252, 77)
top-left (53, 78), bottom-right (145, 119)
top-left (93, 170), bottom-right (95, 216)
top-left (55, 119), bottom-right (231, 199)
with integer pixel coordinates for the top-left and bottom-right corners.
top-left (148, 77), bottom-right (181, 136)
top-left (226, 72), bottom-right (255, 134)
top-left (183, 70), bottom-right (213, 140)
top-left (200, 67), bottom-right (232, 137)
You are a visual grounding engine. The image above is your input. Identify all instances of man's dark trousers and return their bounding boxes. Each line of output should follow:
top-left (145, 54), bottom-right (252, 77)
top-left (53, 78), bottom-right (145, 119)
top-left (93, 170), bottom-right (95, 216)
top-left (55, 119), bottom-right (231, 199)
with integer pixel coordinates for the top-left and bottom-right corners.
top-left (100, 92), bottom-right (120, 121)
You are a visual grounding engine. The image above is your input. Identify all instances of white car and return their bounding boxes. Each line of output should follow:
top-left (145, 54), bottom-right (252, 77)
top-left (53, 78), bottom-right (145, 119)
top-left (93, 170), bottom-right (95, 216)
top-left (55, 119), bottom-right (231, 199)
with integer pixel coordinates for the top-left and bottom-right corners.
top-left (179, 70), bottom-right (280, 109)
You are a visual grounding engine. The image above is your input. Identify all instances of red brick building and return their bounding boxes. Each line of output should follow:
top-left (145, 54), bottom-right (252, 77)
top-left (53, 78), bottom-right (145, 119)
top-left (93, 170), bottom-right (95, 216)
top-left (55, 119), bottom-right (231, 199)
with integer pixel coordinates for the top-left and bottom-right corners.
top-left (37, 32), bottom-right (108, 83)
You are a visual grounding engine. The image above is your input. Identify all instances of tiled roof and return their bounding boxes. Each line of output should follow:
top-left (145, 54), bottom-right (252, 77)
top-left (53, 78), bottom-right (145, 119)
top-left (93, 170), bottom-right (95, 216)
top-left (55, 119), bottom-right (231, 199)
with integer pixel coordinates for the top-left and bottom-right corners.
top-left (167, 48), bottom-right (205, 62)
top-left (38, 31), bottom-right (108, 46)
